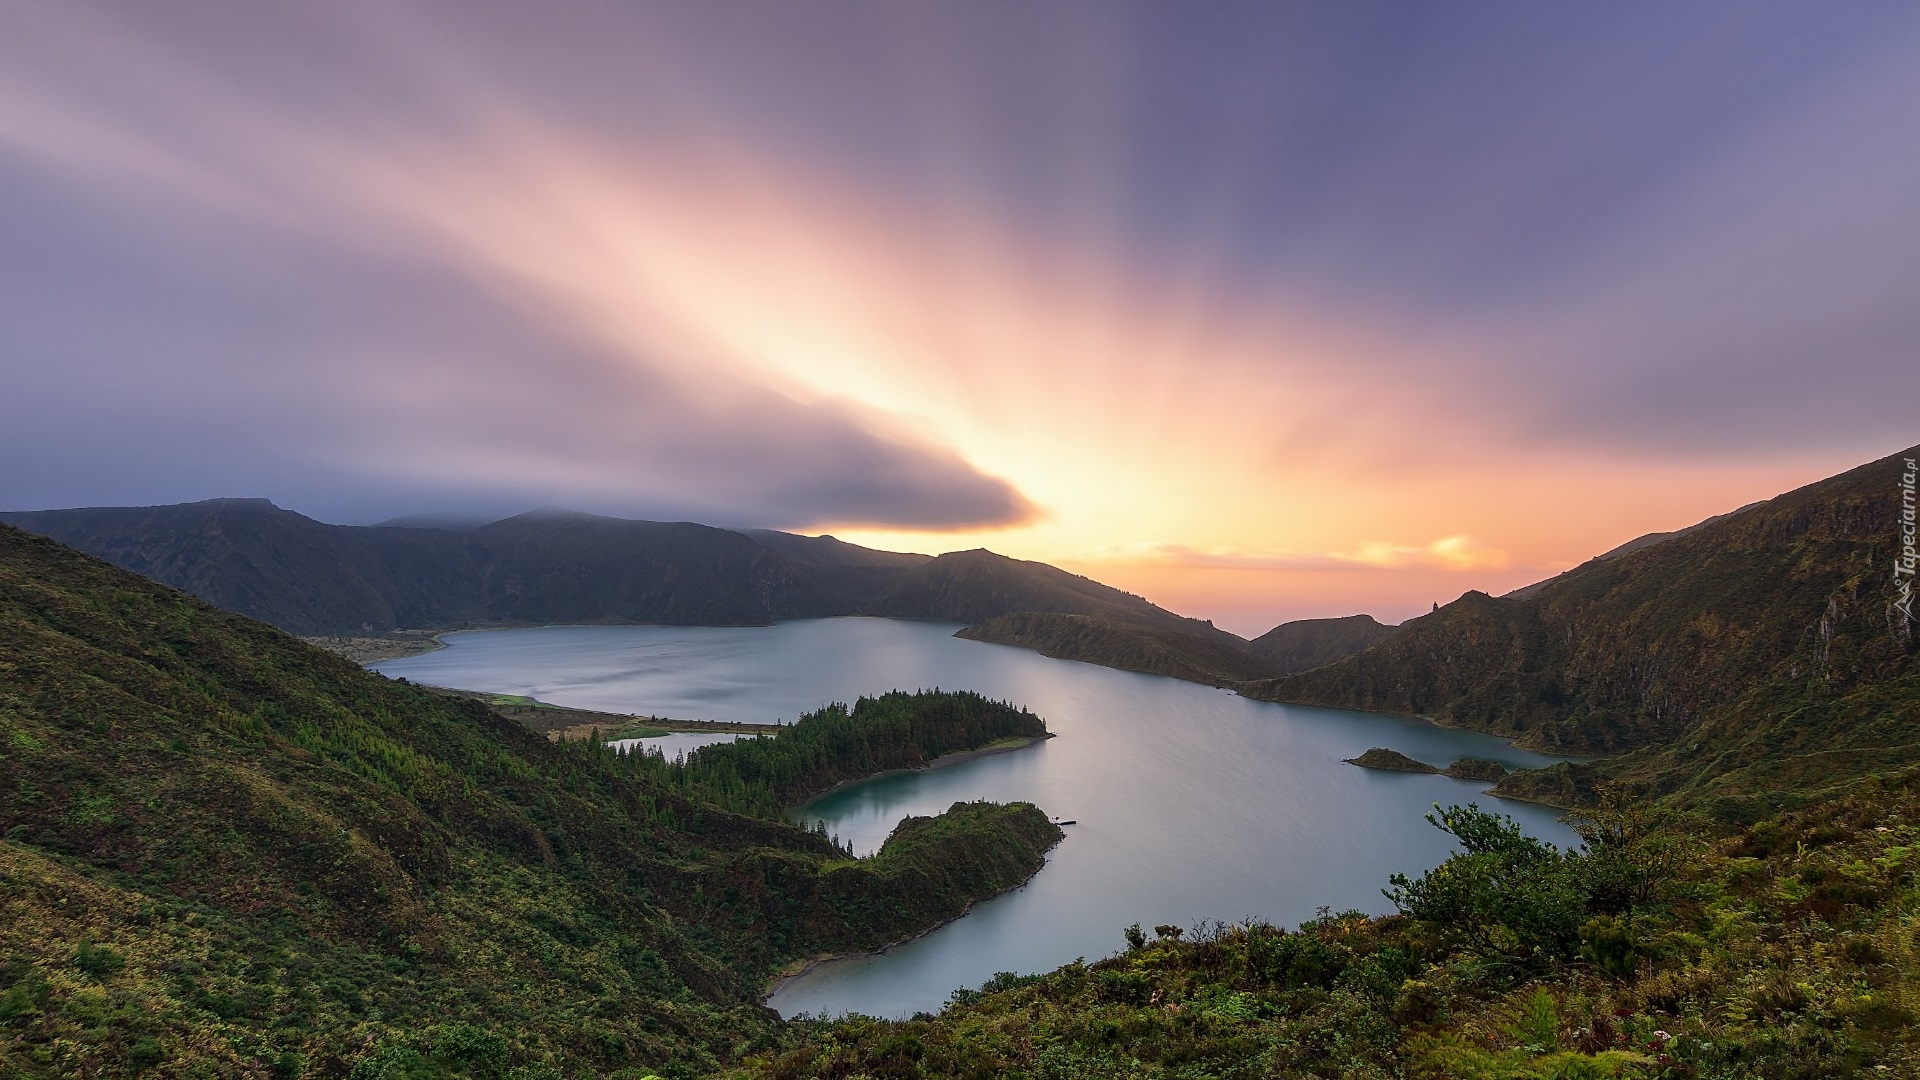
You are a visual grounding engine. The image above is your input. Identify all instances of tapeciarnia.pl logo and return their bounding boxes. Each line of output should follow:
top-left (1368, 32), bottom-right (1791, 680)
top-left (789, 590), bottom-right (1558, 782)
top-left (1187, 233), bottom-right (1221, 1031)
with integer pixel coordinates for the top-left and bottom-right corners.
top-left (1897, 457), bottom-right (1917, 627)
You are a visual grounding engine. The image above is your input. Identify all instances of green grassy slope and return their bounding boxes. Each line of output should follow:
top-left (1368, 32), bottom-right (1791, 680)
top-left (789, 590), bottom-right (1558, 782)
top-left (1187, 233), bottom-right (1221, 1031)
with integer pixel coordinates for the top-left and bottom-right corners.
top-left (0, 524), bottom-right (1059, 1077)
top-left (1536, 668), bottom-right (1920, 824)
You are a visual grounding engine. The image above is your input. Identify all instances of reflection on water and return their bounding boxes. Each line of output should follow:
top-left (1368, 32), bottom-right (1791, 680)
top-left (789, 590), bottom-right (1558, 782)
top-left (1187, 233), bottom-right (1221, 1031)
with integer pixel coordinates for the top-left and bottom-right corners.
top-left (606, 731), bottom-right (745, 759)
top-left (377, 618), bottom-right (1578, 1019)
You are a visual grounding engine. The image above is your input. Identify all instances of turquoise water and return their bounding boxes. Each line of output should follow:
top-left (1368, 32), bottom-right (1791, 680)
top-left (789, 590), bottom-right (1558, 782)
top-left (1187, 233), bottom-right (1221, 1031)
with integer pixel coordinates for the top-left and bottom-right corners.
top-left (375, 618), bottom-right (1577, 1019)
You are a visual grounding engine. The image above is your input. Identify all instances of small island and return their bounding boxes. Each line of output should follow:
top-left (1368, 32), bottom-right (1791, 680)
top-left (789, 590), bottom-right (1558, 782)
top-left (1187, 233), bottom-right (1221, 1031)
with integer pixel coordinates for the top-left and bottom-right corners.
top-left (1443, 757), bottom-right (1510, 781)
top-left (1344, 747), bottom-right (1440, 773)
top-left (1345, 748), bottom-right (1515, 782)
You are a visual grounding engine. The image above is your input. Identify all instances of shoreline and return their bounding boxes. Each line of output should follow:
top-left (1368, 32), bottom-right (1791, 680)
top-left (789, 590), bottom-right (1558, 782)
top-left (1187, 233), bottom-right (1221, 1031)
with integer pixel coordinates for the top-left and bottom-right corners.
top-left (768, 733), bottom-right (1060, 1007)
top-left (313, 617), bottom-right (964, 666)
top-left (1484, 787), bottom-right (1581, 811)
top-left (1381, 709), bottom-right (1597, 761)
top-left (411, 683), bottom-right (782, 741)
top-left (339, 623), bottom-right (1586, 760)
top-left (1252, 690), bottom-right (1601, 761)
top-left (761, 841), bottom-right (1061, 1010)
top-left (792, 733), bottom-right (1055, 810)
top-left (304, 631), bottom-right (448, 664)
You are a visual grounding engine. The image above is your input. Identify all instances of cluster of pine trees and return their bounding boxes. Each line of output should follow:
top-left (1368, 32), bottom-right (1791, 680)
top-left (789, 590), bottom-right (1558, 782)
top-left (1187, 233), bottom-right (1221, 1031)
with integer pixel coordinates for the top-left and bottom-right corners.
top-left (606, 690), bottom-right (1048, 820)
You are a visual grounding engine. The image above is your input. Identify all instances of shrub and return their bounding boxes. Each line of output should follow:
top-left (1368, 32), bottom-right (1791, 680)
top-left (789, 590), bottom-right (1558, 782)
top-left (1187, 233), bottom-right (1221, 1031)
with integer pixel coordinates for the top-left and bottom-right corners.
top-left (73, 941), bottom-right (126, 978)
top-left (127, 1037), bottom-right (165, 1070)
top-left (1393, 979), bottom-right (1444, 1025)
top-left (1386, 804), bottom-right (1587, 960)
top-left (1504, 987), bottom-right (1560, 1052)
top-left (1748, 971), bottom-right (1809, 1018)
top-left (1578, 915), bottom-right (1640, 978)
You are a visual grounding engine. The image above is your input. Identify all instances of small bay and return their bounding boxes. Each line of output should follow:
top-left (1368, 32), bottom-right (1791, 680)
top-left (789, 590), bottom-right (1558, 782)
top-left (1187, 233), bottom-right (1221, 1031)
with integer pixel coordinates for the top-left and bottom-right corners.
top-left (375, 618), bottom-right (1577, 1019)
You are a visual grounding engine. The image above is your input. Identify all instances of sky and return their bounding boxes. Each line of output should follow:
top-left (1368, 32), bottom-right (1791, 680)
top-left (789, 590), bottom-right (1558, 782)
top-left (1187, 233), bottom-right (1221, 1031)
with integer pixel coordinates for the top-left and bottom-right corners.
top-left (4, 2), bottom-right (1919, 635)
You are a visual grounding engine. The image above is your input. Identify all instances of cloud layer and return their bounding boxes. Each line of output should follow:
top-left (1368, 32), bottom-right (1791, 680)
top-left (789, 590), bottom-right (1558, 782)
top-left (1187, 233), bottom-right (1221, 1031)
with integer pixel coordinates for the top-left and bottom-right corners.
top-left (0, 3), bottom-right (1039, 529)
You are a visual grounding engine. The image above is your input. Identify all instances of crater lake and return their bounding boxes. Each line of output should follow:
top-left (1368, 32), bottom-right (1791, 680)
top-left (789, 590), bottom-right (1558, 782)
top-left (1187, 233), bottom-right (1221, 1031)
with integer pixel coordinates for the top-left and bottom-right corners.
top-left (373, 618), bottom-right (1578, 1019)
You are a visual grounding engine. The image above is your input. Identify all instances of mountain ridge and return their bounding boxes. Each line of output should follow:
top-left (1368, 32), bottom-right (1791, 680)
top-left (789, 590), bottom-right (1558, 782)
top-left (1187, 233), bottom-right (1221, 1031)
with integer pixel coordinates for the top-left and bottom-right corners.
top-left (1245, 442), bottom-right (1920, 815)
top-left (0, 502), bottom-right (1218, 648)
top-left (1245, 613), bottom-right (1399, 674)
top-left (1502, 503), bottom-right (1760, 601)
top-left (955, 611), bottom-right (1277, 685)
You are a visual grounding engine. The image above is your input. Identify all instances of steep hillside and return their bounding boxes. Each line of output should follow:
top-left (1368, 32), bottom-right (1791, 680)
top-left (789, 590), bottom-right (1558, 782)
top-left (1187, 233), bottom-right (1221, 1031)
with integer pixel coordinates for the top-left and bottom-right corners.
top-left (1245, 613), bottom-right (1398, 674)
top-left (1248, 445), bottom-right (1920, 777)
top-left (1504, 505), bottom-right (1756, 601)
top-left (956, 612), bottom-right (1275, 686)
top-left (868, 549), bottom-right (1244, 647)
top-left (1567, 666), bottom-right (1920, 822)
top-left (460, 511), bottom-right (812, 625)
top-left (0, 499), bottom-right (476, 636)
top-left (0, 523), bottom-right (1060, 1076)
top-left (733, 528), bottom-right (932, 613)
top-left (0, 503), bottom-right (818, 634)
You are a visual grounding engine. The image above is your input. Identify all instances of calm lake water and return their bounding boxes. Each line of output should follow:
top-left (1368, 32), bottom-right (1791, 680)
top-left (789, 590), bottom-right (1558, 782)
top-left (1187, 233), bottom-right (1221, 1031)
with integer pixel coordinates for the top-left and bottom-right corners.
top-left (374, 618), bottom-right (1578, 1019)
top-left (605, 731), bottom-right (744, 759)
